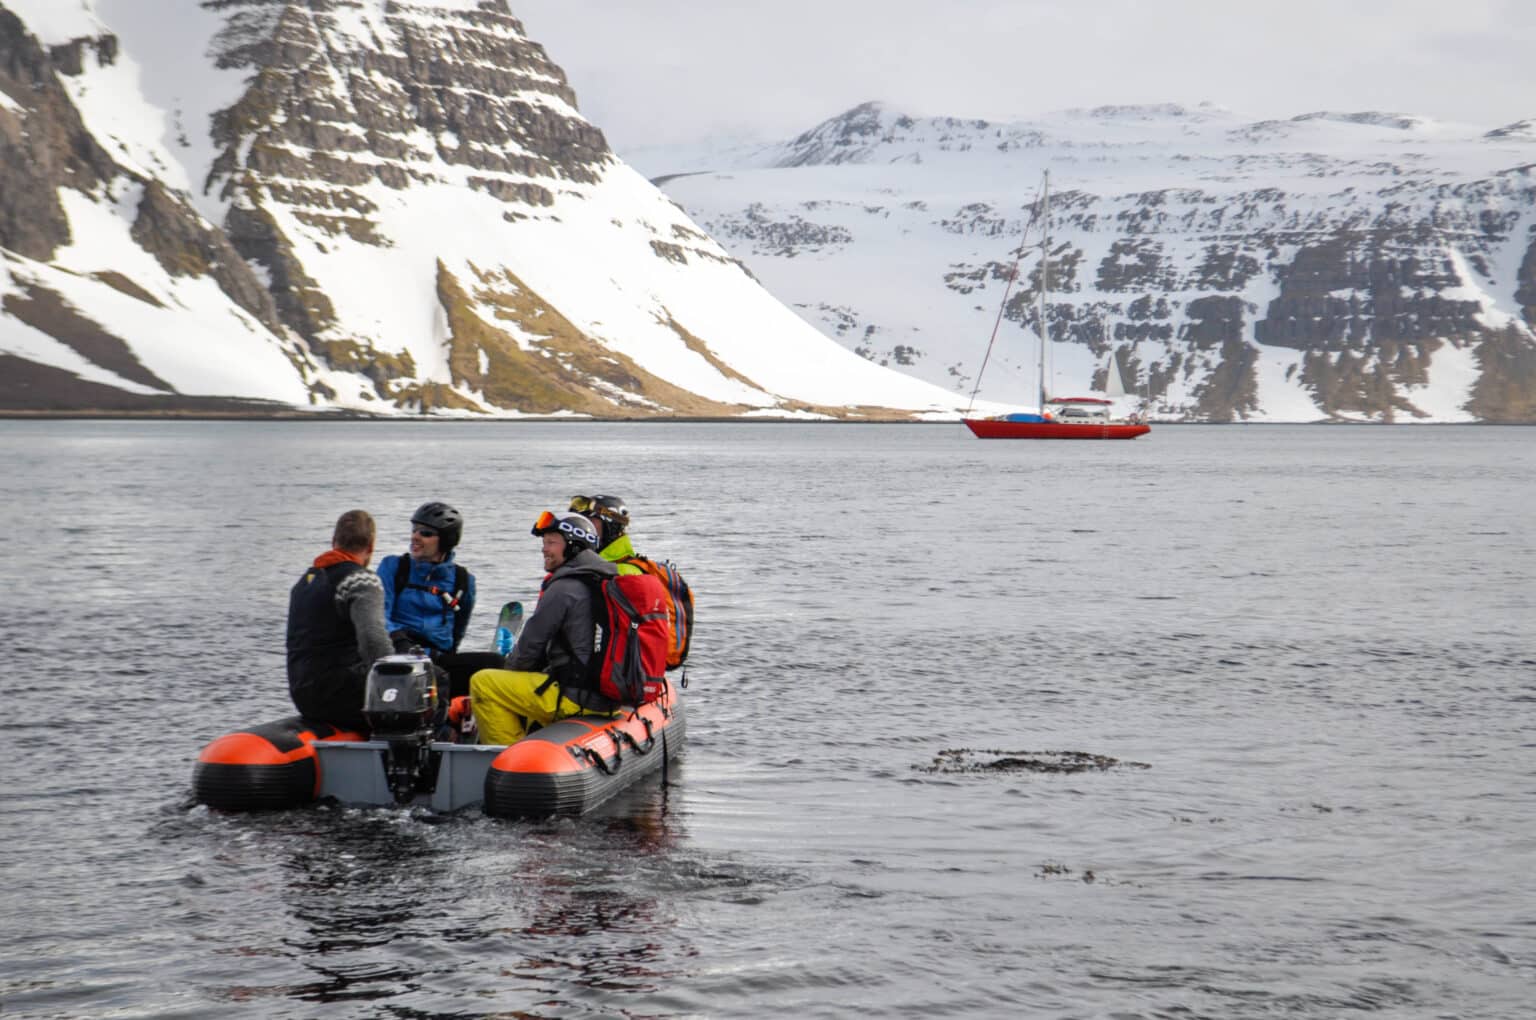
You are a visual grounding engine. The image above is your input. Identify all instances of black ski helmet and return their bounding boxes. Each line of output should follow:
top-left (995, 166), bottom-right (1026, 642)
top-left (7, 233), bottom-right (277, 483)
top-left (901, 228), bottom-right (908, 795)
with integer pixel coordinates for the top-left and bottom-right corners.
top-left (411, 501), bottom-right (463, 552)
top-left (569, 494), bottom-right (629, 548)
top-left (532, 510), bottom-right (598, 560)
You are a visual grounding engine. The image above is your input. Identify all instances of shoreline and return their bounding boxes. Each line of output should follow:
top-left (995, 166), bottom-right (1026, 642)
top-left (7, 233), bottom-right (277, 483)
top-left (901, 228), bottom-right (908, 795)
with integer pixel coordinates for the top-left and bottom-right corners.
top-left (0, 409), bottom-right (1528, 426)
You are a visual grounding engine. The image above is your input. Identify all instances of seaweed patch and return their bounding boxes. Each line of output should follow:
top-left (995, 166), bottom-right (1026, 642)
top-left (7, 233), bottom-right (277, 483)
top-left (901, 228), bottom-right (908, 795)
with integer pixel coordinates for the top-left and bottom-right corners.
top-left (914, 748), bottom-right (1151, 775)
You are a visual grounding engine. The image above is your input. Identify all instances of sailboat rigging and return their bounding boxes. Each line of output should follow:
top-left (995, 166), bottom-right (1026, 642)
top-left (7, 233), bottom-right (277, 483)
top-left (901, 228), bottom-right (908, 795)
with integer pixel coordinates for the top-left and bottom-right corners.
top-left (962, 171), bottom-right (1150, 440)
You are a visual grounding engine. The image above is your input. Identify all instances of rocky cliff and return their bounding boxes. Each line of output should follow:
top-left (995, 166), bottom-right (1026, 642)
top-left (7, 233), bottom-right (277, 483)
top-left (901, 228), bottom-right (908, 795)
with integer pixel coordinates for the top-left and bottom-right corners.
top-left (653, 102), bottom-right (1536, 422)
top-left (0, 2), bottom-right (962, 418)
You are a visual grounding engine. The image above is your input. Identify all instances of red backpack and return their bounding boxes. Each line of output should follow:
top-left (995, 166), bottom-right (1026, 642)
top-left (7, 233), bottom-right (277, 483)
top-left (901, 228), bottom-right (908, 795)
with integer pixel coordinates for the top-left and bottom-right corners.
top-left (589, 573), bottom-right (671, 705)
top-left (621, 554), bottom-right (694, 670)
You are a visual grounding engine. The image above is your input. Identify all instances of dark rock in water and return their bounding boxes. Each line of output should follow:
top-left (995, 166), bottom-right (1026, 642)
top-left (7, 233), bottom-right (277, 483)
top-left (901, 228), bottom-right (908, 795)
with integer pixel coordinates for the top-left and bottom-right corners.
top-left (914, 748), bottom-right (1151, 775)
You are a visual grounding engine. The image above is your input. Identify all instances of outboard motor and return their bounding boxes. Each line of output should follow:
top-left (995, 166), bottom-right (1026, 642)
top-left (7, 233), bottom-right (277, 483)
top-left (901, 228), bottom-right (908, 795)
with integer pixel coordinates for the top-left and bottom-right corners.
top-left (361, 654), bottom-right (442, 802)
top-left (363, 654), bottom-right (439, 736)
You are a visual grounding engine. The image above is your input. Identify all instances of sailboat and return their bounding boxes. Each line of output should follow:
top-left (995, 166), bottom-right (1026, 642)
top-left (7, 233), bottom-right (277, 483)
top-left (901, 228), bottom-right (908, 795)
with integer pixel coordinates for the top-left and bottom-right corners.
top-left (961, 171), bottom-right (1151, 440)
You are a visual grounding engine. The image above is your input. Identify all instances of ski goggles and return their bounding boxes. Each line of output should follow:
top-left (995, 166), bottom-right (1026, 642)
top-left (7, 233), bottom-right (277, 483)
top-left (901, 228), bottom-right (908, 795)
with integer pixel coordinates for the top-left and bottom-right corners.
top-left (568, 495), bottom-right (596, 513)
top-left (531, 510), bottom-right (592, 543)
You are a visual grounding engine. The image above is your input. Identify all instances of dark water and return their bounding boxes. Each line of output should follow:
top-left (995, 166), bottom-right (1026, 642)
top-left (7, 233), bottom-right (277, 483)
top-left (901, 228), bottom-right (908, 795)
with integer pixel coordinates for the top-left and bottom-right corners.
top-left (2, 421), bottom-right (1532, 1019)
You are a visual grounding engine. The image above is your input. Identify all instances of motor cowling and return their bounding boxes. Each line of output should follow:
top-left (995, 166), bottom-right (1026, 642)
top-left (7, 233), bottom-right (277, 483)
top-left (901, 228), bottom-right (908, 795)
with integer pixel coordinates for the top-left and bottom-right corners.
top-left (361, 654), bottom-right (439, 738)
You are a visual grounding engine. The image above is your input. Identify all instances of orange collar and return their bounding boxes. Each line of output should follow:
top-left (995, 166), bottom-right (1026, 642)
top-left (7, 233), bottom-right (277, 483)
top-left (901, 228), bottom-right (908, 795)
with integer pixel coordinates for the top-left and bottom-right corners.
top-left (314, 548), bottom-right (368, 569)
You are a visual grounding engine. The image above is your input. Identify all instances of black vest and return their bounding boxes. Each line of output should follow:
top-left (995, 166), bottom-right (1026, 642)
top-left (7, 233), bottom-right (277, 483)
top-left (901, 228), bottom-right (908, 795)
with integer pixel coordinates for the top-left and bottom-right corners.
top-left (286, 560), bottom-right (364, 691)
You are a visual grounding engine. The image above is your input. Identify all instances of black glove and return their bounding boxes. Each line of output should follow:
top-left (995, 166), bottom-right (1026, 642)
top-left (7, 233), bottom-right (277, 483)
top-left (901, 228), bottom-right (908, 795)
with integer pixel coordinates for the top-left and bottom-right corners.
top-left (389, 630), bottom-right (421, 655)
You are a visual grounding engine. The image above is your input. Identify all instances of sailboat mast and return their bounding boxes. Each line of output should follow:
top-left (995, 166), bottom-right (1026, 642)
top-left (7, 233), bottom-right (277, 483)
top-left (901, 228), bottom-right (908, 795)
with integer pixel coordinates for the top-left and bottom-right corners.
top-left (1038, 171), bottom-right (1050, 414)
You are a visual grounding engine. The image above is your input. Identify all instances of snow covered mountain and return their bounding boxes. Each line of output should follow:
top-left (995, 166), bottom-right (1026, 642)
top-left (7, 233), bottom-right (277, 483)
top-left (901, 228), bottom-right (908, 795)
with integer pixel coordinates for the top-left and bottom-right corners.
top-left (0, 1), bottom-right (964, 418)
top-left (644, 102), bottom-right (1536, 422)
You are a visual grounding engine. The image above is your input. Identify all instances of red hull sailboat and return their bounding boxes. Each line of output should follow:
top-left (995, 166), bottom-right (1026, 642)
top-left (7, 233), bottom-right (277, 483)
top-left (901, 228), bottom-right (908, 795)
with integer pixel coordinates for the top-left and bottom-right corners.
top-left (964, 406), bottom-right (1150, 440)
top-left (961, 172), bottom-right (1150, 440)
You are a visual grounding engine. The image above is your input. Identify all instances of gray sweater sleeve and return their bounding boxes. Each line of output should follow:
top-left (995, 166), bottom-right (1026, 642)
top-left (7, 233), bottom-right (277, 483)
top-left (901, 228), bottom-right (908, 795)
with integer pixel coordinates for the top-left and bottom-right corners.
top-left (336, 570), bottom-right (394, 665)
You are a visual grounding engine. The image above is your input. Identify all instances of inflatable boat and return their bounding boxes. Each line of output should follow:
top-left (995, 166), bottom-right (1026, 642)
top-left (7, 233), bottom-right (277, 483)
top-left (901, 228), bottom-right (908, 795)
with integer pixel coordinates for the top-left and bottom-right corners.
top-left (191, 655), bottom-right (685, 817)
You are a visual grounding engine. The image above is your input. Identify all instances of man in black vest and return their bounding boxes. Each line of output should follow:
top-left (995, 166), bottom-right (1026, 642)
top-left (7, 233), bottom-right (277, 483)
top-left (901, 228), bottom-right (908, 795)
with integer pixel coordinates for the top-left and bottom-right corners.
top-left (286, 509), bottom-right (393, 731)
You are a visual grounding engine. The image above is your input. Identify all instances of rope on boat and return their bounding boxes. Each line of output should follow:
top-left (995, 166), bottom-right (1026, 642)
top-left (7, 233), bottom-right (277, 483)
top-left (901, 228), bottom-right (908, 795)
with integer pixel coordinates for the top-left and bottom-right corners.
top-left (577, 704), bottom-right (666, 774)
top-left (965, 183), bottom-right (1046, 416)
top-left (616, 725), bottom-right (655, 756)
top-left (582, 742), bottom-right (619, 775)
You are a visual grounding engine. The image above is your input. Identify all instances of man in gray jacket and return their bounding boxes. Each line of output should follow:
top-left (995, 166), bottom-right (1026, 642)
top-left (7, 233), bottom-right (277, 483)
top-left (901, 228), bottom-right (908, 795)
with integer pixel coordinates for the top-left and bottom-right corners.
top-left (468, 511), bottom-right (618, 744)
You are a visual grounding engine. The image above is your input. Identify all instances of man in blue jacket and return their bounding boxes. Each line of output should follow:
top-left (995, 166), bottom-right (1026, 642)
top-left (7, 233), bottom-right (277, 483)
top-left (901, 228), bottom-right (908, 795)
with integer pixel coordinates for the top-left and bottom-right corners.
top-left (378, 502), bottom-right (496, 700)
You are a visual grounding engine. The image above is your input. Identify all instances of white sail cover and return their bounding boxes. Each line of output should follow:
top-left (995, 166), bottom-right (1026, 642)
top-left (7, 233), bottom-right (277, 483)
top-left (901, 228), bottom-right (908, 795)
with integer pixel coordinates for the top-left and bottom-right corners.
top-left (1104, 356), bottom-right (1128, 399)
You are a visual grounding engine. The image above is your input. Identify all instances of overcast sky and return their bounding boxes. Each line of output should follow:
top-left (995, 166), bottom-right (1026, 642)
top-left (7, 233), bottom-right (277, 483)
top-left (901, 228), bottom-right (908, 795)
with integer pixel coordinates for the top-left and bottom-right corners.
top-left (512, 1), bottom-right (1535, 153)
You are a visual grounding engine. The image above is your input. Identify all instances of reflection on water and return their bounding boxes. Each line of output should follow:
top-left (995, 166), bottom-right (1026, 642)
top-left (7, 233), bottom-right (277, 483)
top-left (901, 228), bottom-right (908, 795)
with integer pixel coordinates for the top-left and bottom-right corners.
top-left (160, 781), bottom-right (699, 1015)
top-left (499, 794), bottom-right (691, 1005)
top-left (3, 421), bottom-right (1534, 1019)
top-left (213, 782), bottom-right (697, 1012)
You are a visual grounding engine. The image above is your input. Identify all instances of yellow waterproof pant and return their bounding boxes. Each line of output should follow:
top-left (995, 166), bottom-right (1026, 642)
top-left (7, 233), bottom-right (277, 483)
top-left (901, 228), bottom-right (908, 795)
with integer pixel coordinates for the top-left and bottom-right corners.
top-left (469, 669), bottom-right (610, 746)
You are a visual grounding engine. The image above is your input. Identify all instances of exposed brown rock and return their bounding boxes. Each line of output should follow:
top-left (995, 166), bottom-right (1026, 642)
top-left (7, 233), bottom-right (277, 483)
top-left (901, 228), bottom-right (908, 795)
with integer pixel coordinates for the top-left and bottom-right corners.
top-left (1300, 343), bottom-right (1437, 421)
top-left (206, 0), bottom-right (610, 227)
top-left (130, 180), bottom-right (284, 333)
top-left (304, 337), bottom-right (415, 402)
top-left (656, 314), bottom-right (762, 391)
top-left (434, 260), bottom-right (747, 417)
top-left (2, 281), bottom-right (172, 391)
top-left (1182, 296), bottom-right (1246, 351)
top-left (1467, 326), bottom-right (1536, 422)
top-left (0, 10), bottom-right (119, 260)
top-left (1096, 237), bottom-right (1178, 292)
top-left (0, 353), bottom-right (288, 413)
top-left (47, 34), bottom-right (118, 75)
top-left (1256, 235), bottom-right (1483, 350)
top-left (650, 240), bottom-right (688, 265)
top-left (1192, 336), bottom-right (1261, 421)
top-left (1515, 235), bottom-right (1536, 328)
top-left (224, 201), bottom-right (335, 339)
top-left (90, 271), bottom-right (164, 307)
